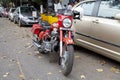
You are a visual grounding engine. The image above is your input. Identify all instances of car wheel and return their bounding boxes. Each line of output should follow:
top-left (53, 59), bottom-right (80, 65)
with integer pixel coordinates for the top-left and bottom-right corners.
top-left (18, 19), bottom-right (22, 27)
top-left (13, 18), bottom-right (16, 24)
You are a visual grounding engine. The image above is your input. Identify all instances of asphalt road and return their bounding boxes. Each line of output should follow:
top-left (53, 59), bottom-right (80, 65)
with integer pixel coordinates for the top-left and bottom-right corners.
top-left (0, 18), bottom-right (120, 80)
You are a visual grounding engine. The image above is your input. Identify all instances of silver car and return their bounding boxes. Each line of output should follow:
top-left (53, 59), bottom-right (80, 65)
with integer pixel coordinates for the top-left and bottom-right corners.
top-left (8, 8), bottom-right (16, 21)
top-left (13, 6), bottom-right (39, 27)
top-left (72, 0), bottom-right (120, 62)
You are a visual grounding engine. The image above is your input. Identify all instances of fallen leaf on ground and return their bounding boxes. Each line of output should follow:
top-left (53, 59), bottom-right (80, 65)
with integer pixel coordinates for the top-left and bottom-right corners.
top-left (24, 43), bottom-right (33, 49)
top-left (10, 59), bottom-right (15, 62)
top-left (1, 56), bottom-right (7, 59)
top-left (110, 66), bottom-right (120, 73)
top-left (26, 43), bottom-right (31, 45)
top-left (59, 70), bottom-right (61, 73)
top-left (28, 52), bottom-right (32, 55)
top-left (75, 56), bottom-right (80, 59)
top-left (6, 72), bottom-right (9, 75)
top-left (16, 61), bottom-right (20, 65)
top-left (96, 68), bottom-right (104, 72)
top-left (38, 56), bottom-right (42, 59)
top-left (34, 51), bottom-right (39, 54)
top-left (80, 75), bottom-right (86, 79)
top-left (18, 51), bottom-right (22, 54)
top-left (99, 60), bottom-right (106, 66)
top-left (3, 74), bottom-right (7, 78)
top-left (27, 45), bottom-right (33, 49)
top-left (47, 72), bottom-right (52, 75)
top-left (19, 74), bottom-right (25, 79)
top-left (3, 72), bottom-right (9, 78)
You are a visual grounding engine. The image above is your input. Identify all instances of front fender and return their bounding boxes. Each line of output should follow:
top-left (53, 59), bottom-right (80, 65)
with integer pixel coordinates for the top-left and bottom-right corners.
top-left (63, 38), bottom-right (74, 45)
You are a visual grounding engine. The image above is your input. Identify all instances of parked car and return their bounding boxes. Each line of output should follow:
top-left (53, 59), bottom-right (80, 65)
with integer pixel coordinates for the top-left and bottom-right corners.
top-left (72, 0), bottom-right (120, 62)
top-left (3, 8), bottom-right (9, 17)
top-left (13, 6), bottom-right (39, 27)
top-left (0, 6), bottom-right (4, 17)
top-left (8, 8), bottom-right (16, 21)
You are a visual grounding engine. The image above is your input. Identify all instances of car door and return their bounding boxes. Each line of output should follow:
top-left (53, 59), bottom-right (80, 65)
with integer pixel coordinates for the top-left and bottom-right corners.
top-left (73, 1), bottom-right (96, 47)
top-left (91, 0), bottom-right (120, 60)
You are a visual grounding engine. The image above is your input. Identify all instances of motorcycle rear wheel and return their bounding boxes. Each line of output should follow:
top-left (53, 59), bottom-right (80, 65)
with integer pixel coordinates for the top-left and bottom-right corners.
top-left (61, 44), bottom-right (74, 76)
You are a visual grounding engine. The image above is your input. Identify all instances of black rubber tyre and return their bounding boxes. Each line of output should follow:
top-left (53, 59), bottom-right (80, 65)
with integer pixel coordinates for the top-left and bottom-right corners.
top-left (18, 19), bottom-right (22, 27)
top-left (13, 18), bottom-right (16, 24)
top-left (61, 44), bottom-right (74, 76)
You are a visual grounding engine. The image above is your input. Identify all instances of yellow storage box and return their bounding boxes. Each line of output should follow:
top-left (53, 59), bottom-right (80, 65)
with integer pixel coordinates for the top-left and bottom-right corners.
top-left (48, 16), bottom-right (58, 24)
top-left (41, 14), bottom-right (58, 24)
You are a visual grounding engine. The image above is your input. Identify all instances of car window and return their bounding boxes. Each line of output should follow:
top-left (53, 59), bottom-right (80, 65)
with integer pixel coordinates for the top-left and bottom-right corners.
top-left (98, 0), bottom-right (120, 19)
top-left (75, 1), bottom-right (95, 16)
top-left (21, 7), bottom-right (36, 13)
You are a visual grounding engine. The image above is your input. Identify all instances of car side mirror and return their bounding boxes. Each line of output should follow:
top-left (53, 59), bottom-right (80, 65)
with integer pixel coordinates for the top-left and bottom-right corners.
top-left (115, 13), bottom-right (120, 20)
top-left (73, 10), bottom-right (80, 20)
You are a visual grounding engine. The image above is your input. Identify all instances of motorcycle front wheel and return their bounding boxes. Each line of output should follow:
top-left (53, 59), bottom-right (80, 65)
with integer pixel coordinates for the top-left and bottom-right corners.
top-left (61, 44), bottom-right (74, 76)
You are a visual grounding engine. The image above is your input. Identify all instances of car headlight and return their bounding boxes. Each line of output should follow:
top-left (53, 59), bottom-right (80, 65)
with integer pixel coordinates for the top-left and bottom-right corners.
top-left (22, 16), bottom-right (29, 20)
top-left (19, 14), bottom-right (28, 20)
top-left (63, 18), bottom-right (72, 28)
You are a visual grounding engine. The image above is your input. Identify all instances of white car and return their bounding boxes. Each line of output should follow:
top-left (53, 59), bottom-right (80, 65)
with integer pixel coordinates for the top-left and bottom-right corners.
top-left (8, 8), bottom-right (16, 21)
top-left (0, 6), bottom-right (4, 17)
top-left (13, 6), bottom-right (39, 27)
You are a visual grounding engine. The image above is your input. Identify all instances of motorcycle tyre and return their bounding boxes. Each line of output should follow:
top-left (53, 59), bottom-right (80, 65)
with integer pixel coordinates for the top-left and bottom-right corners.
top-left (61, 44), bottom-right (74, 76)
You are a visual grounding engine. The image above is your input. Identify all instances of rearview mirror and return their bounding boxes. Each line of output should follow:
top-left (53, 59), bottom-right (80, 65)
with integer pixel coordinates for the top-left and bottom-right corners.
top-left (73, 10), bottom-right (80, 19)
top-left (115, 13), bottom-right (120, 20)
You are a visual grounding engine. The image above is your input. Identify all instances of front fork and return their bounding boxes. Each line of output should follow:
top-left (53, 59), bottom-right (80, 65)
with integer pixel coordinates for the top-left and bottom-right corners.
top-left (60, 29), bottom-right (63, 57)
top-left (60, 28), bottom-right (74, 57)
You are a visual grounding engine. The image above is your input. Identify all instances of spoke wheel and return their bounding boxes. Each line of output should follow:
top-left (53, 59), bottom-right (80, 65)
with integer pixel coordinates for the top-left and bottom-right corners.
top-left (61, 44), bottom-right (74, 76)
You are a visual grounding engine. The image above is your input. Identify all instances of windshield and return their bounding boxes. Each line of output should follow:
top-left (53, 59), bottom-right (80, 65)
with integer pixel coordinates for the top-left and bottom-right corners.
top-left (20, 7), bottom-right (36, 13)
top-left (11, 9), bottom-right (15, 12)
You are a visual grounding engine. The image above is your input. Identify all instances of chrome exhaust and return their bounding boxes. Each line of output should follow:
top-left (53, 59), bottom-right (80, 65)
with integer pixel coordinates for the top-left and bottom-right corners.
top-left (32, 40), bottom-right (41, 48)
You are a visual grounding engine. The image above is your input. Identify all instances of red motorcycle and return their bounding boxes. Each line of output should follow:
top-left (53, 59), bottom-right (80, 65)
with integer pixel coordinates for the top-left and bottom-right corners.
top-left (31, 9), bottom-right (74, 76)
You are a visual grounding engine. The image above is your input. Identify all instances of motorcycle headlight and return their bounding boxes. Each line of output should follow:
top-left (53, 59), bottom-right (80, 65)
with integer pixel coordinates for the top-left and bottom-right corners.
top-left (63, 18), bottom-right (72, 28)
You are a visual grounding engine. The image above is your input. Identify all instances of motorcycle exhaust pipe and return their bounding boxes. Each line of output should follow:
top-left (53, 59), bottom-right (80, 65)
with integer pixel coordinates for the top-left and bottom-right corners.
top-left (32, 40), bottom-right (41, 48)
